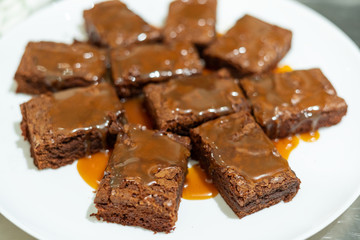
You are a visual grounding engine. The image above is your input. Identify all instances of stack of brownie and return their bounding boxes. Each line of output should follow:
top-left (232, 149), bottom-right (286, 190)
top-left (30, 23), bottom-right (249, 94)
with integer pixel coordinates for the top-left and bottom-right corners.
top-left (16, 0), bottom-right (348, 233)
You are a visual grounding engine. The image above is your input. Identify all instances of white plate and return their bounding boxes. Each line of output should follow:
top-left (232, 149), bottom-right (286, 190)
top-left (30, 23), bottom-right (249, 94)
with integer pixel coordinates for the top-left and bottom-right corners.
top-left (1, 0), bottom-right (360, 239)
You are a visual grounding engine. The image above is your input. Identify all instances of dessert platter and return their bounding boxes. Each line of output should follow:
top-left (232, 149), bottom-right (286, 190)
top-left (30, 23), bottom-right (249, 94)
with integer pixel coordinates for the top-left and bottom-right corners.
top-left (0, 0), bottom-right (360, 239)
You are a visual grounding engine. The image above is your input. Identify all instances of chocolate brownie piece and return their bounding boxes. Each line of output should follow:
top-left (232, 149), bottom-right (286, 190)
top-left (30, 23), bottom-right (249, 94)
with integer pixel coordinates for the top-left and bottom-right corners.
top-left (240, 68), bottom-right (348, 139)
top-left (94, 125), bottom-right (190, 232)
top-left (190, 112), bottom-right (300, 219)
top-left (14, 41), bottom-right (107, 94)
top-left (144, 69), bottom-right (249, 135)
top-left (83, 1), bottom-right (161, 48)
top-left (204, 14), bottom-right (292, 75)
top-left (111, 42), bottom-right (203, 97)
top-left (20, 83), bottom-right (125, 169)
top-left (163, 0), bottom-right (217, 47)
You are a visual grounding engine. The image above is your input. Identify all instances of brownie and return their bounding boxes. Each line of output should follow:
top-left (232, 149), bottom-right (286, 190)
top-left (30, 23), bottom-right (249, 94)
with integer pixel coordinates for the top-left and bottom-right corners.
top-left (111, 42), bottom-right (203, 97)
top-left (144, 69), bottom-right (249, 135)
top-left (20, 83), bottom-right (125, 169)
top-left (190, 112), bottom-right (301, 219)
top-left (83, 1), bottom-right (161, 48)
top-left (93, 125), bottom-right (191, 232)
top-left (14, 41), bottom-right (107, 95)
top-left (204, 14), bottom-right (292, 75)
top-left (240, 68), bottom-right (348, 139)
top-left (163, 0), bottom-right (217, 47)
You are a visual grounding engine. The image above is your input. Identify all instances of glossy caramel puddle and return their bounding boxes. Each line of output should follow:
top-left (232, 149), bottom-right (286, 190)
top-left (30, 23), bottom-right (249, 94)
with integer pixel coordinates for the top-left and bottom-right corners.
top-left (273, 136), bottom-right (300, 160)
top-left (300, 131), bottom-right (320, 142)
top-left (273, 130), bottom-right (320, 159)
top-left (274, 65), bottom-right (293, 73)
top-left (77, 150), bottom-right (111, 189)
top-left (182, 163), bottom-right (218, 200)
top-left (122, 95), bottom-right (153, 129)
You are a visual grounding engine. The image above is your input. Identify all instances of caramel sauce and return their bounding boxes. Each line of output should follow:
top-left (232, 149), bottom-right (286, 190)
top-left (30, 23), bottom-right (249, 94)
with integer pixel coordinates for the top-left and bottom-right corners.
top-left (274, 65), bottom-right (293, 73)
top-left (273, 131), bottom-right (320, 159)
top-left (196, 112), bottom-right (290, 182)
top-left (77, 150), bottom-right (111, 189)
top-left (123, 96), bottom-right (153, 129)
top-left (112, 42), bottom-right (202, 85)
top-left (163, 74), bottom-right (245, 116)
top-left (182, 163), bottom-right (218, 200)
top-left (164, 0), bottom-right (216, 44)
top-left (300, 130), bottom-right (320, 142)
top-left (108, 126), bottom-right (189, 187)
top-left (84, 1), bottom-right (160, 48)
top-left (273, 136), bottom-right (299, 160)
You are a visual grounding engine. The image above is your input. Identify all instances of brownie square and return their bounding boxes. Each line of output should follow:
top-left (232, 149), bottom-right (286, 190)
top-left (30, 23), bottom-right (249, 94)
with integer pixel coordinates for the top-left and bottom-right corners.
top-left (240, 68), bottom-right (348, 139)
top-left (20, 83), bottom-right (125, 169)
top-left (144, 69), bottom-right (249, 135)
top-left (204, 14), bottom-right (292, 75)
top-left (110, 42), bottom-right (203, 97)
top-left (94, 125), bottom-right (191, 232)
top-left (190, 112), bottom-right (301, 218)
top-left (163, 0), bottom-right (217, 47)
top-left (83, 1), bottom-right (161, 48)
top-left (14, 41), bottom-right (107, 94)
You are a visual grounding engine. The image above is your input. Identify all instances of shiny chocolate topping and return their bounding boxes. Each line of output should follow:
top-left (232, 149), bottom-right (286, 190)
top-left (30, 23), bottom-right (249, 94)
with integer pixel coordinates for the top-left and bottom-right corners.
top-left (84, 1), bottom-right (161, 48)
top-left (195, 112), bottom-right (290, 182)
top-left (241, 69), bottom-right (347, 136)
top-left (162, 73), bottom-right (245, 116)
top-left (111, 42), bottom-right (203, 85)
top-left (108, 126), bottom-right (189, 187)
top-left (205, 15), bottom-right (292, 74)
top-left (49, 83), bottom-right (123, 134)
top-left (28, 41), bottom-right (106, 86)
top-left (164, 0), bottom-right (217, 45)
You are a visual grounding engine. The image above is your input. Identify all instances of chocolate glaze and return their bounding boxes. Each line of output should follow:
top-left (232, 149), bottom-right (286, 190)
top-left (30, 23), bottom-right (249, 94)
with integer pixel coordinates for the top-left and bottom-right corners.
top-left (194, 112), bottom-right (290, 182)
top-left (240, 68), bottom-right (348, 137)
top-left (108, 125), bottom-right (189, 187)
top-left (24, 41), bottom-right (106, 88)
top-left (83, 1), bottom-right (161, 48)
top-left (111, 42), bottom-right (203, 85)
top-left (49, 83), bottom-right (123, 136)
top-left (163, 73), bottom-right (244, 116)
top-left (164, 0), bottom-right (217, 46)
top-left (204, 14), bottom-right (292, 74)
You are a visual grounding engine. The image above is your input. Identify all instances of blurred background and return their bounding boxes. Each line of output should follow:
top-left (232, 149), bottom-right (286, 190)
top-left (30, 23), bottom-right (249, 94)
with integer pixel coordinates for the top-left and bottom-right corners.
top-left (0, 0), bottom-right (359, 239)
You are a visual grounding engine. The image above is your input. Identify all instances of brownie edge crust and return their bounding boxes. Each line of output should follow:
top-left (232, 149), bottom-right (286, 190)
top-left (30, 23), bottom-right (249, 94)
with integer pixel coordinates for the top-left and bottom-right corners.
top-left (94, 125), bottom-right (191, 232)
top-left (190, 112), bottom-right (300, 218)
top-left (20, 83), bottom-right (124, 169)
